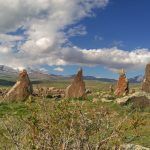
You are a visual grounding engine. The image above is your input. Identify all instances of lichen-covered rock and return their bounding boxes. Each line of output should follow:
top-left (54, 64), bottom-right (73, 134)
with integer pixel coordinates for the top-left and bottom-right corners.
top-left (92, 98), bottom-right (99, 103)
top-left (33, 86), bottom-right (65, 98)
top-left (142, 63), bottom-right (150, 93)
top-left (4, 69), bottom-right (33, 101)
top-left (120, 144), bottom-right (150, 150)
top-left (116, 91), bottom-right (150, 107)
top-left (65, 68), bottom-right (86, 98)
top-left (114, 69), bottom-right (129, 96)
top-left (101, 98), bottom-right (113, 103)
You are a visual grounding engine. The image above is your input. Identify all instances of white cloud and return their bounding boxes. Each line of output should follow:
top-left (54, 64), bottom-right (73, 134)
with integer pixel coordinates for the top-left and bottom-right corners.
top-left (0, 0), bottom-right (109, 69)
top-left (36, 37), bottom-right (54, 50)
top-left (1, 0), bottom-right (150, 73)
top-left (79, 47), bottom-right (150, 70)
top-left (56, 46), bottom-right (150, 71)
top-left (67, 25), bottom-right (87, 37)
top-left (0, 34), bottom-right (23, 42)
top-left (0, 46), bottom-right (10, 53)
top-left (54, 67), bottom-right (64, 72)
top-left (39, 68), bottom-right (49, 74)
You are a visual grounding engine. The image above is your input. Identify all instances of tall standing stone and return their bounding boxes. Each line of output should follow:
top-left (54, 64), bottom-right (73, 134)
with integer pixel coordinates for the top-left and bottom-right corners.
top-left (4, 69), bottom-right (33, 101)
top-left (114, 69), bottom-right (129, 96)
top-left (142, 63), bottom-right (150, 93)
top-left (65, 68), bottom-right (86, 98)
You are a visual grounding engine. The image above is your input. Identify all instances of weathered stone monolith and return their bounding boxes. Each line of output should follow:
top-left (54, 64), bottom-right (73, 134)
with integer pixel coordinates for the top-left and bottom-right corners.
top-left (109, 85), bottom-right (114, 93)
top-left (114, 69), bottom-right (129, 96)
top-left (142, 63), bottom-right (150, 93)
top-left (65, 68), bottom-right (86, 98)
top-left (4, 69), bottom-right (33, 101)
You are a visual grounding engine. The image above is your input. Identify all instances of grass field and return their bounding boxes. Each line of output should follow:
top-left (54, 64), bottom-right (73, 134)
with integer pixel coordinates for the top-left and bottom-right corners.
top-left (0, 80), bottom-right (149, 149)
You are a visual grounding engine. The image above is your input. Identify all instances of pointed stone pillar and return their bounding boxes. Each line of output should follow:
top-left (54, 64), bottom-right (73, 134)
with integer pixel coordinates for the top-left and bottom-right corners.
top-left (4, 69), bottom-right (33, 101)
top-left (142, 63), bottom-right (150, 93)
top-left (114, 69), bottom-right (129, 96)
top-left (65, 68), bottom-right (86, 98)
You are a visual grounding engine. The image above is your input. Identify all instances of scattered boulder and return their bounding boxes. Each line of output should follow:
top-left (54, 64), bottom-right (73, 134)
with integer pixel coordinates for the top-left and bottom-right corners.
top-left (99, 93), bottom-right (116, 103)
top-left (129, 96), bottom-right (150, 109)
top-left (92, 98), bottom-right (99, 103)
top-left (120, 144), bottom-right (150, 150)
top-left (116, 91), bottom-right (150, 107)
top-left (65, 68), bottom-right (86, 98)
top-left (101, 98), bottom-right (113, 103)
top-left (116, 96), bottom-right (130, 105)
top-left (85, 89), bottom-right (92, 94)
top-left (33, 86), bottom-right (65, 98)
top-left (4, 70), bottom-right (33, 102)
top-left (114, 69), bottom-right (129, 96)
top-left (142, 63), bottom-right (150, 93)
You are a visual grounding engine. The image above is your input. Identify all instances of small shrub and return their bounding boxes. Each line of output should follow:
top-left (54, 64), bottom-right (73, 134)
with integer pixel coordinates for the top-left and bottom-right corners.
top-left (0, 98), bottom-right (146, 149)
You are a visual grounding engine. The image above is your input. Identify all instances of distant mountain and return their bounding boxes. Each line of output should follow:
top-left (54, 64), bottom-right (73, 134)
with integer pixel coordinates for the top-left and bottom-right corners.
top-left (0, 65), bottom-right (51, 81)
top-left (0, 65), bottom-right (144, 84)
top-left (69, 74), bottom-right (116, 82)
top-left (68, 74), bottom-right (143, 83)
top-left (0, 65), bottom-right (69, 81)
top-left (128, 75), bottom-right (143, 83)
top-left (0, 65), bottom-right (18, 80)
top-left (82, 75), bottom-right (143, 83)
top-left (96, 78), bottom-right (116, 82)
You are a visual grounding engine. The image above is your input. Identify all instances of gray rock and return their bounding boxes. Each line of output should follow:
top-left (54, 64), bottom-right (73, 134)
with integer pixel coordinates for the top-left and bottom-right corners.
top-left (86, 89), bottom-right (92, 94)
top-left (101, 98), bottom-right (113, 103)
top-left (116, 91), bottom-right (150, 105)
top-left (120, 144), bottom-right (150, 150)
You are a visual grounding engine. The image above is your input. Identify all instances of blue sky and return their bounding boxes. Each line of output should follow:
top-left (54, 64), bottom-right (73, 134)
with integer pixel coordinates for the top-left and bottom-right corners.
top-left (71, 0), bottom-right (150, 50)
top-left (54, 0), bottom-right (150, 78)
top-left (64, 0), bottom-right (150, 78)
top-left (0, 0), bottom-right (150, 79)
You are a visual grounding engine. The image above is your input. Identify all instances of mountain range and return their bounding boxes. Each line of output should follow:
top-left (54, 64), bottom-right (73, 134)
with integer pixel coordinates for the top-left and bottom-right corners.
top-left (0, 65), bottom-right (143, 85)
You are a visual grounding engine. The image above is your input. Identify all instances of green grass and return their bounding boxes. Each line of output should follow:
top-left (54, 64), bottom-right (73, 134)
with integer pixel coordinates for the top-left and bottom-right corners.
top-left (1, 99), bottom-right (150, 148)
top-left (0, 98), bottom-right (150, 148)
top-left (0, 80), bottom-right (149, 149)
top-left (0, 102), bottom-right (30, 117)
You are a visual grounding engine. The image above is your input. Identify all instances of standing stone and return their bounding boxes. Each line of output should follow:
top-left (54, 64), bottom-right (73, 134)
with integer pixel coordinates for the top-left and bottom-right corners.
top-left (65, 68), bottom-right (86, 98)
top-left (114, 69), bottom-right (129, 96)
top-left (142, 63), bottom-right (150, 93)
top-left (4, 69), bottom-right (33, 101)
top-left (109, 85), bottom-right (114, 93)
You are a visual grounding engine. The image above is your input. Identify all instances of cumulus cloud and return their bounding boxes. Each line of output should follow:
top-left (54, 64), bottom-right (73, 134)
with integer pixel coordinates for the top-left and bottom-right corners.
top-left (79, 48), bottom-right (150, 70)
top-left (54, 67), bottom-right (64, 72)
top-left (0, 0), bottom-right (150, 72)
top-left (39, 68), bottom-right (49, 74)
top-left (0, 0), bottom-right (109, 69)
top-left (56, 47), bottom-right (150, 71)
top-left (0, 34), bottom-right (23, 42)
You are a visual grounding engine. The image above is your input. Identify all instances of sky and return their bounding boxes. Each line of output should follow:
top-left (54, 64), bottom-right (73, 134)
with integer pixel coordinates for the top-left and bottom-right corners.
top-left (0, 0), bottom-right (150, 78)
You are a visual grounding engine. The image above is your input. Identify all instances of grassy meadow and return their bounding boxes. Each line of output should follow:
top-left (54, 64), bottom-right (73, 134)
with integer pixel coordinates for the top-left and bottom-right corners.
top-left (0, 80), bottom-right (150, 149)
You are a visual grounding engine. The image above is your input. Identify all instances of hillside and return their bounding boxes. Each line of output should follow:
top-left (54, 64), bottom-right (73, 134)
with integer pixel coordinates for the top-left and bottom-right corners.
top-left (0, 65), bottom-right (143, 86)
